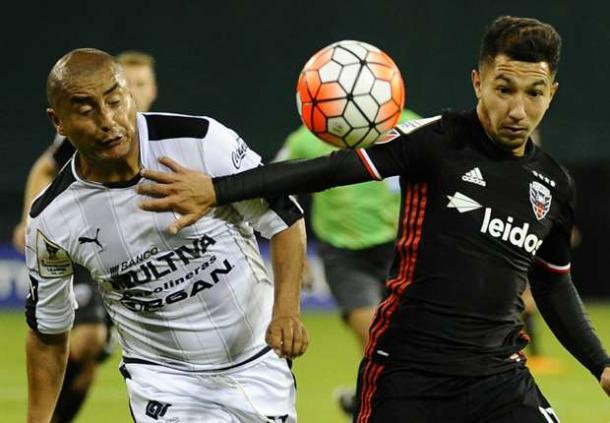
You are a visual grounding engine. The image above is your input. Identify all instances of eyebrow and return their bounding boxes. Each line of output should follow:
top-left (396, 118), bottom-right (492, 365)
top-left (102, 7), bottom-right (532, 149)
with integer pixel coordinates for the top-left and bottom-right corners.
top-left (495, 74), bottom-right (547, 87)
top-left (70, 83), bottom-right (120, 104)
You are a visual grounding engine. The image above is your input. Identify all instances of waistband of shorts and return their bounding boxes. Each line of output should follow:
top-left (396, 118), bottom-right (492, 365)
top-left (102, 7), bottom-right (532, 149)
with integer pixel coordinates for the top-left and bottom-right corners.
top-left (122, 346), bottom-right (272, 373)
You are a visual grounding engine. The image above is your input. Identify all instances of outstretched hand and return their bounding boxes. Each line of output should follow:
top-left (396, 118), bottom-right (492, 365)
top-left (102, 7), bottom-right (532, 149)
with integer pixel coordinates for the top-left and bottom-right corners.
top-left (137, 156), bottom-right (217, 234)
top-left (266, 315), bottom-right (309, 359)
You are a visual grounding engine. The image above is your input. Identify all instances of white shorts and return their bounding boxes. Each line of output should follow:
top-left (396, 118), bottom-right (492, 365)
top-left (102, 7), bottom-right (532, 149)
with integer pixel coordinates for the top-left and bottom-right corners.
top-left (121, 350), bottom-right (296, 422)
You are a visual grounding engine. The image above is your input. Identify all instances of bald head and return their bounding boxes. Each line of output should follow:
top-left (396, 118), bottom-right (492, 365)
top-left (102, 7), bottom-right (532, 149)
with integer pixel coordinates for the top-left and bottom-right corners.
top-left (47, 48), bottom-right (126, 108)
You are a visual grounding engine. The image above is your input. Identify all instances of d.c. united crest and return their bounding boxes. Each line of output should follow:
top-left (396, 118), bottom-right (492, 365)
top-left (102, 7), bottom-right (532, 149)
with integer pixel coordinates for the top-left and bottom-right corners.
top-left (529, 181), bottom-right (552, 220)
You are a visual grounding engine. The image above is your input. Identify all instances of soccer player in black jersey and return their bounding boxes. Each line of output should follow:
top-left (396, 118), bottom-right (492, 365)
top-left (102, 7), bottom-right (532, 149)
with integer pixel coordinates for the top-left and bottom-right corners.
top-left (138, 16), bottom-right (610, 422)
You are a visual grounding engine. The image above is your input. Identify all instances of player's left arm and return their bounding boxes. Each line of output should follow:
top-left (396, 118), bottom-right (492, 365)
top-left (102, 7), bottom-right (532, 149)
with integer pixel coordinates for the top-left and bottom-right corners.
top-left (267, 219), bottom-right (309, 358)
top-left (529, 204), bottom-right (610, 395)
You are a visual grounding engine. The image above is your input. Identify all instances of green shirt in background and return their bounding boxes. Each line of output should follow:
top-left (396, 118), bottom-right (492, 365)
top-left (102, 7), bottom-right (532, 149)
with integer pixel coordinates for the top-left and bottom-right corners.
top-left (277, 109), bottom-right (421, 249)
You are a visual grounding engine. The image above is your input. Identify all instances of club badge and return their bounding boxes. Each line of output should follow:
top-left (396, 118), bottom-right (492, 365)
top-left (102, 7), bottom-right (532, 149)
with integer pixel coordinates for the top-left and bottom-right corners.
top-left (529, 181), bottom-right (552, 221)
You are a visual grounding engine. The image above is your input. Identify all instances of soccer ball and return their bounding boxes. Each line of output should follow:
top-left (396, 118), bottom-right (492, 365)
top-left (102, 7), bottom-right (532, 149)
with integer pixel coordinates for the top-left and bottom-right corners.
top-left (296, 40), bottom-right (405, 149)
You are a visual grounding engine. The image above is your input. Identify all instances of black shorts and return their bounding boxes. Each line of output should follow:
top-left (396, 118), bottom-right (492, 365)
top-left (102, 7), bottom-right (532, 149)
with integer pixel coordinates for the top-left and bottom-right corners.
top-left (317, 241), bottom-right (393, 316)
top-left (73, 264), bottom-right (111, 327)
top-left (354, 358), bottom-right (559, 423)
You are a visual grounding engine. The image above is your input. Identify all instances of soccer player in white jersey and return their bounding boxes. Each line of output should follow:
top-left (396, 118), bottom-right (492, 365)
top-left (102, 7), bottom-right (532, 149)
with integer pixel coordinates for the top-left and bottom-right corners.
top-left (16, 50), bottom-right (158, 423)
top-left (25, 48), bottom-right (309, 423)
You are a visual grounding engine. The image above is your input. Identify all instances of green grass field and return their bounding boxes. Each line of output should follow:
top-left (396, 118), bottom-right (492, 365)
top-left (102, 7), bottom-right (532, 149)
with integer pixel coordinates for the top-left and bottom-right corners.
top-left (2, 304), bottom-right (610, 422)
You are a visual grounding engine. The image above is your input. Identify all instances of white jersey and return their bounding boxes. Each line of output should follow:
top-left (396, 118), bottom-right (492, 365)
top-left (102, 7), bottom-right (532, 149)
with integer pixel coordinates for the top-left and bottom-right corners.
top-left (25, 112), bottom-right (302, 372)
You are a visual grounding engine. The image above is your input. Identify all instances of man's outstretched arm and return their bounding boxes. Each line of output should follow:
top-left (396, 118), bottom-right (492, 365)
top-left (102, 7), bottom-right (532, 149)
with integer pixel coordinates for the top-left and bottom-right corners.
top-left (26, 329), bottom-right (69, 422)
top-left (137, 150), bottom-right (371, 233)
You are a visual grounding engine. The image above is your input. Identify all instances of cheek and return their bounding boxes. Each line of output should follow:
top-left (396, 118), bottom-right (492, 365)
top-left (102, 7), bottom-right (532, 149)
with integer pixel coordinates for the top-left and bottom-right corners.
top-left (64, 121), bottom-right (97, 143)
top-left (527, 101), bottom-right (548, 121)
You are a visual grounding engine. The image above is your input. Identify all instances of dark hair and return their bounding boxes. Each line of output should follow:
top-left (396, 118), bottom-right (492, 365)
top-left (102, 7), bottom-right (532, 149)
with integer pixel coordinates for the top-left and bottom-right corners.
top-left (479, 16), bottom-right (561, 74)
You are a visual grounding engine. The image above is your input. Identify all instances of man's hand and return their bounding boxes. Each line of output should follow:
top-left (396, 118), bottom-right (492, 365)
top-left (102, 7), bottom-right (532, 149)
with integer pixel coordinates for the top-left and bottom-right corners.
top-left (137, 156), bottom-right (217, 234)
top-left (266, 315), bottom-right (309, 359)
top-left (600, 366), bottom-right (610, 396)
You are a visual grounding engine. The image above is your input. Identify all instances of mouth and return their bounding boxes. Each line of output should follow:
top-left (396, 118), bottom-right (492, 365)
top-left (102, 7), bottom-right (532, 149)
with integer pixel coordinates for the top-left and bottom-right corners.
top-left (502, 126), bottom-right (528, 135)
top-left (100, 135), bottom-right (124, 149)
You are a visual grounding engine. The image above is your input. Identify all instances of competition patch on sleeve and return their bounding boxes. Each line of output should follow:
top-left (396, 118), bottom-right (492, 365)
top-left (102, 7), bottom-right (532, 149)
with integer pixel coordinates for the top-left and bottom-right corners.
top-left (36, 230), bottom-right (73, 278)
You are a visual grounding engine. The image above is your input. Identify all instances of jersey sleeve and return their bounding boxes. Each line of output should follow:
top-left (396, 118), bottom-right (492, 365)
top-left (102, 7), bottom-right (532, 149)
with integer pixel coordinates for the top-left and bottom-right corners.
top-left (202, 119), bottom-right (303, 238)
top-left (534, 174), bottom-right (576, 273)
top-left (355, 116), bottom-right (441, 181)
top-left (25, 217), bottom-right (76, 334)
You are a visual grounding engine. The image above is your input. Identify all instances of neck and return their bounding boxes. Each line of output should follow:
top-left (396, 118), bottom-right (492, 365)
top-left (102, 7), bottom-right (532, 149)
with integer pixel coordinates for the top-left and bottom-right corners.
top-left (77, 137), bottom-right (140, 184)
top-left (475, 103), bottom-right (526, 157)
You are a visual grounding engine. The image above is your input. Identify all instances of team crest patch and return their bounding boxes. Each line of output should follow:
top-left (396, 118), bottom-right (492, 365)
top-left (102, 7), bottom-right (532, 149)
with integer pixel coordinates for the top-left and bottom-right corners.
top-left (529, 181), bottom-right (552, 220)
top-left (36, 230), bottom-right (73, 278)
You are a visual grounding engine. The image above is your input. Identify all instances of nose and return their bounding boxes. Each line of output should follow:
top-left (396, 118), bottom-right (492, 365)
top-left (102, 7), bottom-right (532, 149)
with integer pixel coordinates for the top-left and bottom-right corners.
top-left (507, 94), bottom-right (526, 121)
top-left (97, 104), bottom-right (115, 132)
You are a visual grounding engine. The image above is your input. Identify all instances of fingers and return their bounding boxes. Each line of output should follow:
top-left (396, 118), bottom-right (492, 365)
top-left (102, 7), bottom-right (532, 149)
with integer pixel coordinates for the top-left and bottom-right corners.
top-left (140, 168), bottom-right (176, 184)
top-left (139, 197), bottom-right (176, 212)
top-left (158, 156), bottom-right (186, 173)
top-left (169, 214), bottom-right (201, 235)
top-left (292, 325), bottom-right (309, 357)
top-left (136, 182), bottom-right (172, 197)
top-left (266, 326), bottom-right (284, 357)
top-left (266, 318), bottom-right (309, 359)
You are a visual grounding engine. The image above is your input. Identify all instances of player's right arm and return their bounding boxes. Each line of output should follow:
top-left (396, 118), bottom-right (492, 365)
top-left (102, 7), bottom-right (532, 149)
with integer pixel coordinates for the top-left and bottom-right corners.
top-left (26, 329), bottom-right (69, 423)
top-left (25, 213), bottom-right (76, 421)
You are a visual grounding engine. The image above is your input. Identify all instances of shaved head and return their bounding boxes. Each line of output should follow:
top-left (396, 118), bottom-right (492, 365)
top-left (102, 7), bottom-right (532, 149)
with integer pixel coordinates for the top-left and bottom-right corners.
top-left (47, 48), bottom-right (126, 108)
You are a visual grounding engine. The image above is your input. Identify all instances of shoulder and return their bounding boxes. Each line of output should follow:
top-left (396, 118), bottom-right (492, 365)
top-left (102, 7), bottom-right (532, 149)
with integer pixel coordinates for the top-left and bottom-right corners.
top-left (29, 162), bottom-right (77, 219)
top-left (378, 114), bottom-right (443, 147)
top-left (532, 149), bottom-right (575, 198)
top-left (142, 112), bottom-right (211, 141)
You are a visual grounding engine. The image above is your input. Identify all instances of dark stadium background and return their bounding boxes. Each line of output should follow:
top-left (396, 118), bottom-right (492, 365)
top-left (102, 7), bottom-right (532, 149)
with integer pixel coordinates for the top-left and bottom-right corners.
top-left (1, 0), bottom-right (608, 297)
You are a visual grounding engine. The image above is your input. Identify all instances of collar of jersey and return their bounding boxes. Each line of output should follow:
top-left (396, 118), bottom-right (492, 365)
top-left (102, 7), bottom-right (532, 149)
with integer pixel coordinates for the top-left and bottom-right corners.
top-left (69, 149), bottom-right (142, 189)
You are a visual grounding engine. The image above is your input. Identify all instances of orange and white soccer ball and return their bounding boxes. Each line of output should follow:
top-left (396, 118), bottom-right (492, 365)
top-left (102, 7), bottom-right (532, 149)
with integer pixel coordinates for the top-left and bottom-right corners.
top-left (296, 40), bottom-right (405, 149)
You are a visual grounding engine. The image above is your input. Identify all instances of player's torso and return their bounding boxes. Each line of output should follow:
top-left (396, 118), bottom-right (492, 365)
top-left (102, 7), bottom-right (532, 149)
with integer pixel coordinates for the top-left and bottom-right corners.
top-left (374, 114), bottom-right (570, 373)
top-left (47, 125), bottom-right (273, 370)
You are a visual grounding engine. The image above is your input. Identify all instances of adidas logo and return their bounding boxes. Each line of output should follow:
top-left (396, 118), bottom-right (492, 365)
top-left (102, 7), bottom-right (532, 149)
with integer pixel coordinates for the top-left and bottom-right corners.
top-left (462, 167), bottom-right (486, 186)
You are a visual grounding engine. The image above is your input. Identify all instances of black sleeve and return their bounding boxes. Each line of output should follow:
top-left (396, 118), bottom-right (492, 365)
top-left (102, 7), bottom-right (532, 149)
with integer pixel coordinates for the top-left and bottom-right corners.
top-left (529, 264), bottom-right (610, 379)
top-left (212, 128), bottom-right (434, 206)
top-left (264, 195), bottom-right (303, 227)
top-left (213, 149), bottom-right (371, 205)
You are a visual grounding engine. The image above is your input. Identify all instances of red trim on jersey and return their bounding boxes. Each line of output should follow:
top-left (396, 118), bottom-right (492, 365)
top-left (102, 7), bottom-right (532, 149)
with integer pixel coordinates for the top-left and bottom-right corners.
top-left (365, 183), bottom-right (428, 359)
top-left (355, 149), bottom-right (382, 180)
top-left (357, 360), bottom-right (385, 423)
top-left (534, 257), bottom-right (571, 274)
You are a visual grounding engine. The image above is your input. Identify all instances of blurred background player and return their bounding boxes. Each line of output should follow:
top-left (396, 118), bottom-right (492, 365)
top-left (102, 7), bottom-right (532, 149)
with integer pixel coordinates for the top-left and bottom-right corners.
top-left (275, 109), bottom-right (421, 415)
top-left (13, 50), bottom-right (157, 422)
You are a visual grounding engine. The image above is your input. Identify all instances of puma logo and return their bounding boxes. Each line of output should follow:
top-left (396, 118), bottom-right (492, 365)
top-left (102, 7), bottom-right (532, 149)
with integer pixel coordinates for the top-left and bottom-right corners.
top-left (78, 228), bottom-right (103, 251)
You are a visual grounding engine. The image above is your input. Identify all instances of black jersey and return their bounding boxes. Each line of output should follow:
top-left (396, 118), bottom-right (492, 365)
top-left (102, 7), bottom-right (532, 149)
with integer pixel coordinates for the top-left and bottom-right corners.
top-left (213, 109), bottom-right (609, 378)
top-left (355, 110), bottom-right (574, 376)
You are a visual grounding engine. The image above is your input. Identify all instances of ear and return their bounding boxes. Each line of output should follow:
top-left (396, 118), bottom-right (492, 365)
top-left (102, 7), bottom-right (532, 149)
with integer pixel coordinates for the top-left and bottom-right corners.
top-left (47, 108), bottom-right (64, 136)
top-left (471, 69), bottom-right (482, 99)
top-left (549, 81), bottom-right (559, 102)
